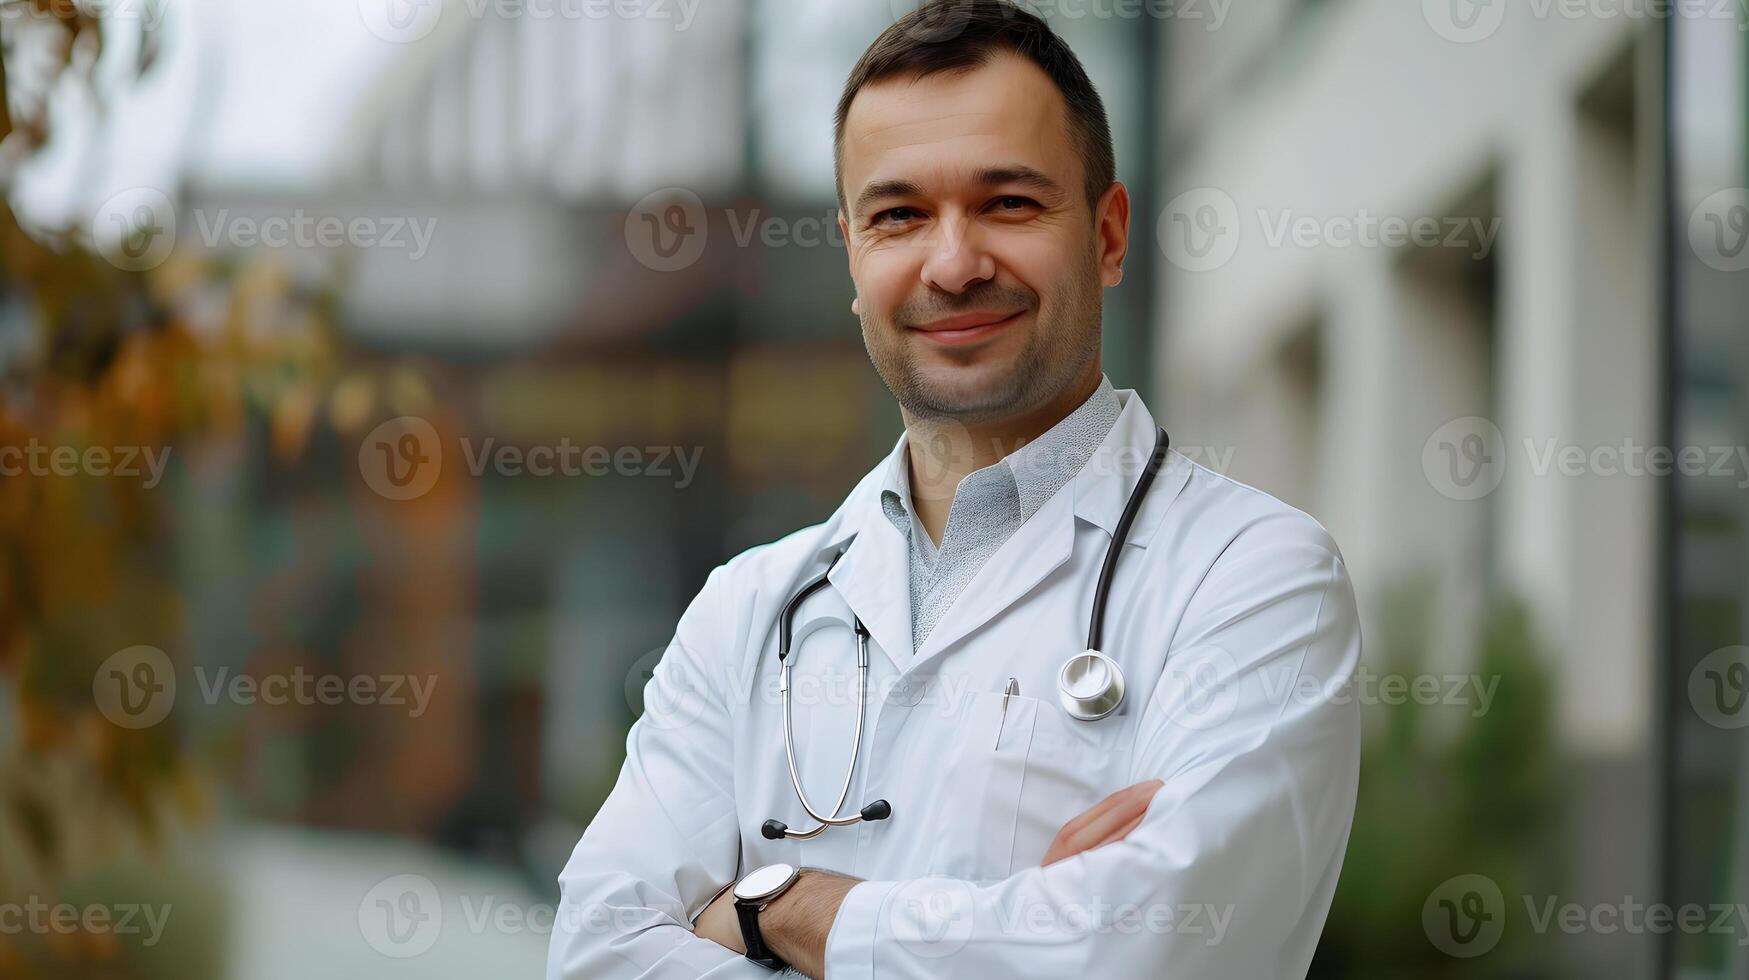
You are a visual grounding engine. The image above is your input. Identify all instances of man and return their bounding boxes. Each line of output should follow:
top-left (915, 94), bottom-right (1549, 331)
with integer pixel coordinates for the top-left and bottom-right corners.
top-left (548, 1), bottom-right (1361, 977)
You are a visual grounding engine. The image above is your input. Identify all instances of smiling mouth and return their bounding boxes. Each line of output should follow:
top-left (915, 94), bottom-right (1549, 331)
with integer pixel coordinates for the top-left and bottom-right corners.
top-left (907, 310), bottom-right (1025, 346)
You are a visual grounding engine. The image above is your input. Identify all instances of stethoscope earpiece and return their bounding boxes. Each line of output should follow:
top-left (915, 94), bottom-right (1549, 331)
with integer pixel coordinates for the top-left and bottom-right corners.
top-left (760, 799), bottom-right (891, 841)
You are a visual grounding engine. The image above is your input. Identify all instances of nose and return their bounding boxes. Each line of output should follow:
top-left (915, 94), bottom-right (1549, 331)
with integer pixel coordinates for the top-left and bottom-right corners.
top-left (919, 211), bottom-right (996, 295)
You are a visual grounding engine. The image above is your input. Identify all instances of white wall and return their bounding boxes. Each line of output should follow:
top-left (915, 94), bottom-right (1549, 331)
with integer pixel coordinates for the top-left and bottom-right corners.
top-left (1154, 0), bottom-right (1663, 756)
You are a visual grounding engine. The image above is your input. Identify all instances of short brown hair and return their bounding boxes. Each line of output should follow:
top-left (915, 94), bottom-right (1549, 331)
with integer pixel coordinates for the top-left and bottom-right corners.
top-left (834, 0), bottom-right (1116, 215)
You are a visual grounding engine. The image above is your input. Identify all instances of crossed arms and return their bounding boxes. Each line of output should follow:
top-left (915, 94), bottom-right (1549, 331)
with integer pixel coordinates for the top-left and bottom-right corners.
top-left (687, 779), bottom-right (1167, 977)
top-left (546, 516), bottom-right (1361, 978)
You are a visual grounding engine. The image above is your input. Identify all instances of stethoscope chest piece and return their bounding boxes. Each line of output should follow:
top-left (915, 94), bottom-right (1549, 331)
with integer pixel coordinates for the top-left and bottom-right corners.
top-left (1058, 649), bottom-right (1126, 721)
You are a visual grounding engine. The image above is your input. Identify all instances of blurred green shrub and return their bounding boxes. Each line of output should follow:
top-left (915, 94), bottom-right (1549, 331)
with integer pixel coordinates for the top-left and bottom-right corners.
top-left (1312, 580), bottom-right (1561, 978)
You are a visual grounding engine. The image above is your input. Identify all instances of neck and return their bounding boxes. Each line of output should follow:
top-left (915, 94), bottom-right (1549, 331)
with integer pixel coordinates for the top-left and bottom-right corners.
top-left (900, 369), bottom-right (1103, 547)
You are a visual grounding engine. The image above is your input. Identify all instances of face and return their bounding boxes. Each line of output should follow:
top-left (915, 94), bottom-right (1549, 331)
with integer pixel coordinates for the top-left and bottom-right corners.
top-left (838, 52), bottom-right (1128, 424)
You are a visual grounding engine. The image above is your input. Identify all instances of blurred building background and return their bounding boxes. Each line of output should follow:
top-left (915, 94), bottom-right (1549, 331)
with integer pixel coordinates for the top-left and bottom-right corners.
top-left (0, 0), bottom-right (1743, 977)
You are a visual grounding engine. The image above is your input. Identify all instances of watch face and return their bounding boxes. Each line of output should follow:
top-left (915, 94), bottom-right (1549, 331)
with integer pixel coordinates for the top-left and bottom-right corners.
top-left (734, 863), bottom-right (799, 902)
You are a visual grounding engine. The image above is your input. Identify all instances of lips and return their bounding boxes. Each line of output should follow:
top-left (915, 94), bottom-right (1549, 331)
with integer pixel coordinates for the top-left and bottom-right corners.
top-left (908, 310), bottom-right (1024, 346)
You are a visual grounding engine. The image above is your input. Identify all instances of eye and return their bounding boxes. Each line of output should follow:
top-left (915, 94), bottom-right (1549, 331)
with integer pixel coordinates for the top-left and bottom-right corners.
top-left (990, 196), bottom-right (1039, 213)
top-left (871, 207), bottom-right (923, 227)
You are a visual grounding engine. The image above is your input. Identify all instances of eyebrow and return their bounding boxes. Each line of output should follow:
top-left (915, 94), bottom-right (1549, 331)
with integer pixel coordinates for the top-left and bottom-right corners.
top-left (853, 178), bottom-right (922, 218)
top-left (852, 165), bottom-right (1065, 217)
top-left (974, 165), bottom-right (1063, 196)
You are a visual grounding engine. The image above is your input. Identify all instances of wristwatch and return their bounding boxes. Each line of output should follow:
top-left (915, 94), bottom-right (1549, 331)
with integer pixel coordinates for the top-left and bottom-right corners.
top-left (733, 863), bottom-right (801, 970)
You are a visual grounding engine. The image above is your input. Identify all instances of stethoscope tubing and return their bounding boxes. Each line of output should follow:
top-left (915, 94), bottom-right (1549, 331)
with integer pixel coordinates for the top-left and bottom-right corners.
top-left (778, 620), bottom-right (871, 838)
top-left (1087, 427), bottom-right (1171, 651)
top-left (766, 426), bottom-right (1170, 841)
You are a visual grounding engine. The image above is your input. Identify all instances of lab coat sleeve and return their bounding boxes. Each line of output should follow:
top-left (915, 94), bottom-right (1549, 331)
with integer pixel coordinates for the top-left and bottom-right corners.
top-left (546, 563), bottom-right (772, 980)
top-left (823, 512), bottom-right (1362, 979)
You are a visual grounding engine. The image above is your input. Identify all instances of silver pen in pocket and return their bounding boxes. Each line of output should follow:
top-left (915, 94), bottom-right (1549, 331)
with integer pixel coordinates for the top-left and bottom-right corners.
top-left (995, 677), bottom-right (1019, 749)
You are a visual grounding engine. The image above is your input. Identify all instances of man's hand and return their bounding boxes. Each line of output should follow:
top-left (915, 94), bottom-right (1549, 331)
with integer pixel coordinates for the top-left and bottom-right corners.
top-left (1042, 778), bottom-right (1164, 866)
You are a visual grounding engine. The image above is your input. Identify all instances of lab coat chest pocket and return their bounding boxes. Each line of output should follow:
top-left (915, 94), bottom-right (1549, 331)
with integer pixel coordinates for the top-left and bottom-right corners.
top-left (1008, 697), bottom-right (1131, 869)
top-left (926, 690), bottom-right (1035, 884)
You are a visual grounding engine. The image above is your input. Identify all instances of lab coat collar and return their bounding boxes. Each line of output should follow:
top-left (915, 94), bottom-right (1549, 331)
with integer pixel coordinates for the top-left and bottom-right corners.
top-left (820, 388), bottom-right (1188, 676)
top-left (1068, 387), bottom-right (1189, 544)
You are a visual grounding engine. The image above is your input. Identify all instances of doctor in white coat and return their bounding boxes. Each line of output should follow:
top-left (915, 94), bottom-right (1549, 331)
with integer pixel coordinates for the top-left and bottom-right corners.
top-left (549, 2), bottom-right (1362, 977)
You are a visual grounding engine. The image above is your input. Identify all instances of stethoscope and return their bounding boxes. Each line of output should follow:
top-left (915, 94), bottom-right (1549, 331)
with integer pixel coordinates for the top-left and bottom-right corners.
top-left (760, 426), bottom-right (1172, 841)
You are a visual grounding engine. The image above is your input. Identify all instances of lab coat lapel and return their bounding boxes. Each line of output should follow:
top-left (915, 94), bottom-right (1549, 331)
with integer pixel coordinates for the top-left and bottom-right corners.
top-left (826, 443), bottom-right (915, 673)
top-left (907, 389), bottom-right (1179, 671)
top-left (908, 488), bottom-right (1076, 669)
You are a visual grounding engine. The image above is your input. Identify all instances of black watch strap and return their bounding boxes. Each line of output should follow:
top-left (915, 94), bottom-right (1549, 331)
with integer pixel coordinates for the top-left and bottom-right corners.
top-left (734, 898), bottom-right (787, 971)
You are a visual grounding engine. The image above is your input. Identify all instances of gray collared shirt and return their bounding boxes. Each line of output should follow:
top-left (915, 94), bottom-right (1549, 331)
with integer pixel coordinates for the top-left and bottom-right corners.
top-left (880, 374), bottom-right (1122, 656)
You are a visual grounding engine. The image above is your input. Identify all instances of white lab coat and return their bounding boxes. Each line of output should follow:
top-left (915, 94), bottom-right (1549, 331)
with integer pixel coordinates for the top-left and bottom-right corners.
top-left (547, 387), bottom-right (1362, 979)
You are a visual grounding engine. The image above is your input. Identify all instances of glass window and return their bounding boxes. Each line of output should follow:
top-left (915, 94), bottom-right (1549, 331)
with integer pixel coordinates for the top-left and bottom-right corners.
top-left (1666, 10), bottom-right (1749, 979)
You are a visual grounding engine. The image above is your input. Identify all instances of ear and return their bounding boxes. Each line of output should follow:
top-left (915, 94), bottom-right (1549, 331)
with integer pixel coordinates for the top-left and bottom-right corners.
top-left (1094, 181), bottom-right (1131, 288)
top-left (840, 209), bottom-right (860, 316)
